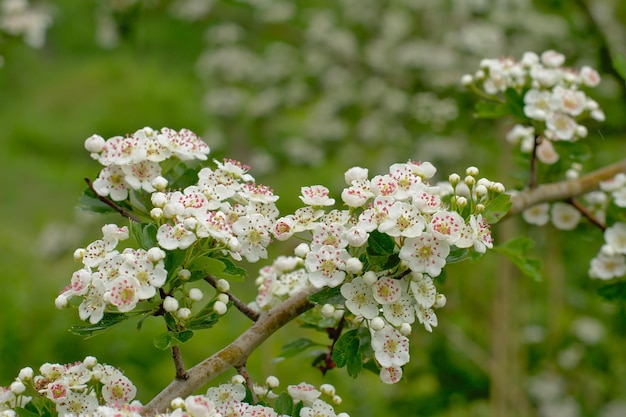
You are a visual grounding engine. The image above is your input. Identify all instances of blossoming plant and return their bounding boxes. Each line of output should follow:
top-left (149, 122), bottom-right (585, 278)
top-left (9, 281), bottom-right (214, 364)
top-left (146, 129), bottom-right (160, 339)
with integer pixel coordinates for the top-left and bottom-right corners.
top-left (2, 49), bottom-right (626, 417)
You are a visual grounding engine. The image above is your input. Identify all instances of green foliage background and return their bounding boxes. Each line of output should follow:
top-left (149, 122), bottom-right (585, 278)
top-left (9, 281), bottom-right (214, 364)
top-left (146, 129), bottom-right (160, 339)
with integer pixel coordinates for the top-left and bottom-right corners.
top-left (1, 1), bottom-right (626, 416)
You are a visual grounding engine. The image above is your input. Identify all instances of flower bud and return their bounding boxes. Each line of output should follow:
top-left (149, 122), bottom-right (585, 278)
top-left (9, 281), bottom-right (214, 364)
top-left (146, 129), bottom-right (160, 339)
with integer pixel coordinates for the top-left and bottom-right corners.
top-left (320, 384), bottom-right (335, 397)
top-left (150, 208), bottom-right (163, 219)
top-left (370, 317), bottom-right (385, 331)
top-left (171, 398), bottom-right (185, 409)
top-left (332, 395), bottom-right (342, 405)
top-left (345, 258), bottom-right (363, 274)
top-left (152, 176), bottom-right (168, 191)
top-left (475, 203), bottom-right (485, 213)
top-left (465, 166), bottom-right (479, 176)
top-left (84, 134), bottom-right (106, 153)
top-left (400, 323), bottom-right (412, 336)
top-left (231, 375), bottom-right (245, 385)
top-left (216, 279), bottom-right (230, 292)
top-left (448, 173), bottom-right (460, 186)
top-left (18, 367), bottom-right (34, 381)
top-left (151, 192), bottom-right (168, 208)
top-left (163, 296), bottom-right (179, 312)
top-left (266, 376), bottom-right (280, 389)
top-left (178, 269), bottom-right (191, 281)
top-left (217, 293), bottom-right (229, 304)
top-left (147, 247), bottom-right (166, 263)
top-left (177, 308), bottom-right (192, 320)
top-left (294, 243), bottom-right (310, 258)
top-left (188, 288), bottom-right (203, 302)
top-left (490, 182), bottom-right (505, 193)
top-left (83, 357), bottom-right (98, 368)
top-left (460, 74), bottom-right (473, 86)
top-left (10, 381), bottom-right (25, 395)
top-left (213, 301), bottom-right (228, 315)
top-left (73, 248), bottom-right (85, 262)
top-left (475, 184), bottom-right (488, 197)
top-left (456, 196), bottom-right (468, 208)
top-left (183, 218), bottom-right (198, 231)
top-left (321, 304), bottom-right (335, 317)
top-left (55, 294), bottom-right (68, 309)
top-left (253, 384), bottom-right (268, 396)
top-left (363, 271), bottom-right (378, 286)
top-left (464, 175), bottom-right (475, 187)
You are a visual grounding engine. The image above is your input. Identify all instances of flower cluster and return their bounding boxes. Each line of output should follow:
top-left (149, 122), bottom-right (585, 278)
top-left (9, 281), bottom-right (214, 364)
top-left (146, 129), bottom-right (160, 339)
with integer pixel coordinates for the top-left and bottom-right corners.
top-left (589, 222), bottom-right (626, 280)
top-left (0, 357), bottom-right (137, 416)
top-left (56, 224), bottom-right (168, 323)
top-left (150, 158), bottom-right (279, 263)
top-left (87, 126), bottom-right (210, 201)
top-left (254, 162), bottom-right (505, 383)
top-left (463, 50), bottom-right (604, 165)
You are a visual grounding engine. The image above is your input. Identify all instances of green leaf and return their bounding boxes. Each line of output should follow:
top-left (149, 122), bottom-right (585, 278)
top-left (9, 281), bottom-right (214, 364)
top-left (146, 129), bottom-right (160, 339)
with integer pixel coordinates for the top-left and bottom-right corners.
top-left (15, 407), bottom-right (44, 417)
top-left (482, 193), bottom-right (512, 224)
top-left (274, 392), bottom-right (294, 415)
top-left (77, 187), bottom-right (118, 215)
top-left (279, 338), bottom-right (324, 358)
top-left (367, 230), bottom-right (396, 256)
top-left (130, 222), bottom-right (158, 250)
top-left (154, 332), bottom-right (173, 350)
top-left (597, 281), bottom-right (626, 302)
top-left (613, 53), bottom-right (626, 82)
top-left (70, 312), bottom-right (128, 337)
top-left (446, 247), bottom-right (470, 264)
top-left (493, 237), bottom-right (542, 281)
top-left (308, 286), bottom-right (345, 306)
top-left (189, 256), bottom-right (246, 282)
top-left (165, 249), bottom-right (187, 280)
top-left (187, 311), bottom-right (220, 330)
top-left (332, 329), bottom-right (359, 368)
top-left (504, 88), bottom-right (527, 120)
top-left (175, 329), bottom-right (194, 343)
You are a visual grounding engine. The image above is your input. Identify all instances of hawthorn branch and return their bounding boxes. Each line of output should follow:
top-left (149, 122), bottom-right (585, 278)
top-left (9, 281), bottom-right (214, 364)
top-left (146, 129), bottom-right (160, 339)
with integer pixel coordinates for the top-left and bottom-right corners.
top-left (141, 286), bottom-right (318, 416)
top-left (509, 158), bottom-right (626, 215)
top-left (171, 346), bottom-right (189, 380)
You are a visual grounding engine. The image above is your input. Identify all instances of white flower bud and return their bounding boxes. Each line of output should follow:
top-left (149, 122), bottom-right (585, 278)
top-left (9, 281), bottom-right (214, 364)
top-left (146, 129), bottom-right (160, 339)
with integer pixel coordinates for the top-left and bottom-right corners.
top-left (345, 258), bottom-right (363, 274)
top-left (345, 226), bottom-right (369, 247)
top-left (84, 134), bottom-right (106, 153)
top-left (217, 293), bottom-right (229, 304)
top-left (151, 192), bottom-right (168, 208)
top-left (18, 367), bottom-right (34, 381)
top-left (231, 375), bottom-right (245, 385)
top-left (475, 203), bottom-right (485, 213)
top-left (171, 397), bottom-right (185, 409)
top-left (163, 296), bottom-right (179, 312)
top-left (321, 304), bottom-right (335, 317)
top-left (456, 196), bottom-right (468, 208)
top-left (490, 182), bottom-right (505, 193)
top-left (400, 322), bottom-right (412, 336)
top-left (152, 176), bottom-right (168, 191)
top-left (461, 74), bottom-right (473, 86)
top-left (147, 247), bottom-right (166, 262)
top-left (73, 248), bottom-right (85, 262)
top-left (183, 218), bottom-right (198, 231)
top-left (55, 294), bottom-right (68, 309)
top-left (214, 279), bottom-right (230, 293)
top-left (320, 384), bottom-right (335, 397)
top-left (344, 166), bottom-right (369, 184)
top-left (448, 173), bottom-right (460, 186)
top-left (188, 288), bottom-right (203, 301)
top-left (213, 301), bottom-right (228, 315)
top-left (475, 184), bottom-right (488, 197)
top-left (150, 208), bottom-right (163, 219)
top-left (434, 293), bottom-right (447, 309)
top-left (163, 202), bottom-right (184, 218)
top-left (10, 381), bottom-right (25, 395)
top-left (177, 308), bottom-right (191, 319)
top-left (370, 317), bottom-right (385, 331)
top-left (178, 269), bottom-right (191, 281)
top-left (332, 395), bottom-right (342, 405)
top-left (83, 357), bottom-right (98, 368)
top-left (294, 243), bottom-right (310, 258)
top-left (338, 413), bottom-right (350, 417)
top-left (363, 271), bottom-right (378, 286)
top-left (266, 376), bottom-right (280, 388)
top-left (464, 175), bottom-right (475, 187)
top-left (465, 166), bottom-right (479, 176)
top-left (253, 384), bottom-right (268, 396)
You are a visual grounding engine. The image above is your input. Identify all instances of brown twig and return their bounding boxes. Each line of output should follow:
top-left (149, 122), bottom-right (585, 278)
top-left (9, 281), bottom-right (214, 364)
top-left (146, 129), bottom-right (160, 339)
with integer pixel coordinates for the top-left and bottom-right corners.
top-left (567, 198), bottom-right (607, 231)
top-left (204, 275), bottom-right (260, 322)
top-left (528, 136), bottom-right (540, 189)
top-left (84, 177), bottom-right (142, 223)
top-left (172, 346), bottom-right (189, 380)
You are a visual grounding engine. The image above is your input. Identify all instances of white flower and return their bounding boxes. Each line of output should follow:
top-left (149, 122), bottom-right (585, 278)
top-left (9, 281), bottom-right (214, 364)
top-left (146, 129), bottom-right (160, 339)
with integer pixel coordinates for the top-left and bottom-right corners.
top-left (300, 185), bottom-right (335, 206)
top-left (536, 139), bottom-right (559, 164)
top-left (371, 326), bottom-right (410, 367)
top-left (340, 277), bottom-right (379, 319)
top-left (380, 366), bottom-right (403, 384)
top-left (378, 201), bottom-right (425, 238)
top-left (232, 214), bottom-right (272, 262)
top-left (523, 203), bottom-right (550, 226)
top-left (415, 305), bottom-right (438, 332)
top-left (300, 399), bottom-right (337, 417)
top-left (409, 274), bottom-right (436, 308)
top-left (550, 202), bottom-right (581, 230)
top-left (157, 222), bottom-right (197, 250)
top-left (382, 293), bottom-right (415, 326)
top-left (371, 276), bottom-right (404, 304)
top-left (305, 245), bottom-right (350, 288)
top-left (589, 252), bottom-right (626, 280)
top-left (287, 383), bottom-right (321, 405)
top-left (399, 233), bottom-right (450, 276)
top-left (604, 223), bottom-right (626, 254)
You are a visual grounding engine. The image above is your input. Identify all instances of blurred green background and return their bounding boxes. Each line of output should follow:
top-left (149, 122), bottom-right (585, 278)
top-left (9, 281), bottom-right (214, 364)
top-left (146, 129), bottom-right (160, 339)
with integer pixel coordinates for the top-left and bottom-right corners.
top-left (1, 1), bottom-right (626, 416)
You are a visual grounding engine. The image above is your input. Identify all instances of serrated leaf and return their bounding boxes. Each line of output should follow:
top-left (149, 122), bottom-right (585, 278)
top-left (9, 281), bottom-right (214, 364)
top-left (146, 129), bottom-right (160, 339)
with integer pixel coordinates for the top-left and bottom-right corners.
top-left (332, 329), bottom-right (359, 368)
top-left (597, 281), bottom-right (626, 302)
top-left (70, 312), bottom-right (128, 337)
top-left (15, 407), bottom-right (44, 417)
top-left (367, 230), bottom-right (396, 256)
top-left (482, 193), bottom-right (512, 224)
top-left (187, 312), bottom-right (220, 330)
top-left (613, 53), bottom-right (626, 82)
top-left (131, 222), bottom-right (158, 250)
top-left (165, 249), bottom-right (187, 280)
top-left (494, 237), bottom-right (542, 281)
top-left (174, 329), bottom-right (194, 343)
top-left (279, 338), bottom-right (324, 358)
top-left (308, 286), bottom-right (345, 306)
top-left (274, 392), bottom-right (294, 415)
top-left (77, 187), bottom-right (118, 215)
